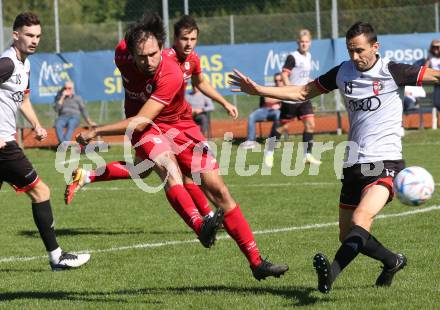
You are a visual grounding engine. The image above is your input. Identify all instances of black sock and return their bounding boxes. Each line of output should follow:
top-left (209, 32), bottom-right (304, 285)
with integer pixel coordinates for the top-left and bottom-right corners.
top-left (303, 132), bottom-right (314, 153)
top-left (360, 235), bottom-right (397, 269)
top-left (32, 200), bottom-right (59, 252)
top-left (331, 225), bottom-right (370, 280)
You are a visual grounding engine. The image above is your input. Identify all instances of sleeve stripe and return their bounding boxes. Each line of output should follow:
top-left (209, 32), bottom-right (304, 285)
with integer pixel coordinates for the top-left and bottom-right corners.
top-left (24, 89), bottom-right (30, 94)
top-left (416, 65), bottom-right (427, 86)
top-left (150, 95), bottom-right (170, 106)
top-left (313, 78), bottom-right (331, 93)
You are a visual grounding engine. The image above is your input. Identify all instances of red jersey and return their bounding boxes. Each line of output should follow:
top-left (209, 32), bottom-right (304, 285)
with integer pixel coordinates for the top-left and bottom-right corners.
top-left (114, 40), bottom-right (192, 124)
top-left (163, 47), bottom-right (202, 83)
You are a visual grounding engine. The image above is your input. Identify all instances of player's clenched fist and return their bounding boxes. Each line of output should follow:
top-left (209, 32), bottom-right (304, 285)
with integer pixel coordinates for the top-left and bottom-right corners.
top-left (76, 129), bottom-right (97, 146)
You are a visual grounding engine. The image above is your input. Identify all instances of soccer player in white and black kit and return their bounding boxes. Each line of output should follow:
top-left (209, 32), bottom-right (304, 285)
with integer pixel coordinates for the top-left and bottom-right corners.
top-left (280, 29), bottom-right (321, 165)
top-left (230, 21), bottom-right (439, 292)
top-left (0, 12), bottom-right (90, 270)
top-left (425, 39), bottom-right (440, 126)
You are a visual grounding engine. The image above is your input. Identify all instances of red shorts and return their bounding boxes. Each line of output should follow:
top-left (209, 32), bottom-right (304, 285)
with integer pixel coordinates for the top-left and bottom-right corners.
top-left (132, 122), bottom-right (218, 175)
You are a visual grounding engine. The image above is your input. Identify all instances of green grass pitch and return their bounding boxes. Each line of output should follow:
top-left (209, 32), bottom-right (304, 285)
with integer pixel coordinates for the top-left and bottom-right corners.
top-left (0, 130), bottom-right (439, 309)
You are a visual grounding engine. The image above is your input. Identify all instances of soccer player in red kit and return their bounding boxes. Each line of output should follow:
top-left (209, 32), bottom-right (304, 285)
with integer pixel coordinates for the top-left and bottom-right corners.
top-left (75, 12), bottom-right (288, 280)
top-left (65, 16), bottom-right (236, 220)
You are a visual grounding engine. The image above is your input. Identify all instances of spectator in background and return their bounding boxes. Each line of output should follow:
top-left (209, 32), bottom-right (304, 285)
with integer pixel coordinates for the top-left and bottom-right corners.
top-left (425, 39), bottom-right (440, 125)
top-left (186, 85), bottom-right (214, 138)
top-left (54, 81), bottom-right (95, 145)
top-left (241, 73), bottom-right (283, 167)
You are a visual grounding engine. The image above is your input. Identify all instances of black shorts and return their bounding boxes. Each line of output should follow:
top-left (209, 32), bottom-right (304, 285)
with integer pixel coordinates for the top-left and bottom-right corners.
top-left (0, 141), bottom-right (40, 192)
top-left (339, 160), bottom-right (405, 209)
top-left (280, 100), bottom-right (314, 122)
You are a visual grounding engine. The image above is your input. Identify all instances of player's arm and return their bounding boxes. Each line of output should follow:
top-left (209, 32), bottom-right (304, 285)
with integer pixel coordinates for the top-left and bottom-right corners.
top-left (77, 99), bottom-right (165, 144)
top-left (388, 62), bottom-right (440, 86)
top-left (77, 64), bottom-right (182, 145)
top-left (19, 92), bottom-right (47, 141)
top-left (229, 69), bottom-right (322, 101)
top-left (421, 67), bottom-right (440, 84)
top-left (192, 73), bottom-right (238, 119)
top-left (281, 55), bottom-right (295, 86)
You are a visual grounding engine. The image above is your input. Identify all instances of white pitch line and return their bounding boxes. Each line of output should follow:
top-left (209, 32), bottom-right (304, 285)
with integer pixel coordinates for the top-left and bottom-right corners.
top-left (1, 182), bottom-right (440, 193)
top-left (1, 205), bottom-right (439, 264)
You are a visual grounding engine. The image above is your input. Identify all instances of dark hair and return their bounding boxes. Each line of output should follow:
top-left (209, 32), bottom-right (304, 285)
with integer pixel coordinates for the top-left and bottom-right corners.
top-left (174, 15), bottom-right (199, 38)
top-left (13, 12), bottom-right (40, 31)
top-left (346, 22), bottom-right (377, 43)
top-left (125, 12), bottom-right (166, 55)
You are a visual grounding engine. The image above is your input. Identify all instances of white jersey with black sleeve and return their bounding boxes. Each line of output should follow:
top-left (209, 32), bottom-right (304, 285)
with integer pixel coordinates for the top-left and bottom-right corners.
top-left (0, 47), bottom-right (30, 142)
top-left (282, 51), bottom-right (312, 104)
top-left (428, 56), bottom-right (440, 70)
top-left (314, 56), bottom-right (426, 165)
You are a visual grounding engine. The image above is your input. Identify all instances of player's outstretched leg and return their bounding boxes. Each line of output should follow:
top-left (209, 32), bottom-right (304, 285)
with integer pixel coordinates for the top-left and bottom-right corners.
top-left (64, 161), bottom-right (135, 205)
top-left (375, 253), bottom-right (407, 287)
top-left (313, 253), bottom-right (333, 293)
top-left (221, 206), bottom-right (289, 280)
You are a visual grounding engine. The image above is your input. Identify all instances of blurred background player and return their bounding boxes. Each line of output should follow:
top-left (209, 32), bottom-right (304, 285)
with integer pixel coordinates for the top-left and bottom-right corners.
top-left (280, 29), bottom-right (321, 165)
top-left (425, 39), bottom-right (440, 126)
top-left (54, 80), bottom-right (96, 146)
top-left (230, 21), bottom-right (440, 292)
top-left (186, 85), bottom-right (214, 138)
top-left (241, 73), bottom-right (283, 168)
top-left (75, 12), bottom-right (289, 280)
top-left (0, 12), bottom-right (90, 271)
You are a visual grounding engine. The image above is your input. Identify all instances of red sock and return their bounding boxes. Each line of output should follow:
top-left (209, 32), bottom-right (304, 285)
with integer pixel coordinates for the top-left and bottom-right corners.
top-left (223, 205), bottom-right (262, 268)
top-left (184, 183), bottom-right (212, 217)
top-left (165, 184), bottom-right (203, 234)
top-left (89, 161), bottom-right (131, 183)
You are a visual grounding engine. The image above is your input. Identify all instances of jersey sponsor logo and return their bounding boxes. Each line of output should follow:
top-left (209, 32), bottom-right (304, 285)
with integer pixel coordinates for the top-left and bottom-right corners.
top-left (184, 61), bottom-right (190, 70)
top-left (12, 91), bottom-right (24, 104)
top-left (344, 81), bottom-right (353, 94)
top-left (372, 80), bottom-right (384, 95)
top-left (146, 84), bottom-right (153, 94)
top-left (348, 96), bottom-right (381, 112)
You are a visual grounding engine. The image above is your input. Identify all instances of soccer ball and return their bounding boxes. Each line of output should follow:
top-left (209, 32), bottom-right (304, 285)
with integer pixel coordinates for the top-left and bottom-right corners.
top-left (394, 166), bottom-right (435, 206)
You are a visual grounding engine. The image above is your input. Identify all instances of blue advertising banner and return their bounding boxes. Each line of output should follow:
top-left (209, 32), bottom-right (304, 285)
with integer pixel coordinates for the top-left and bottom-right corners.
top-left (29, 32), bottom-right (439, 104)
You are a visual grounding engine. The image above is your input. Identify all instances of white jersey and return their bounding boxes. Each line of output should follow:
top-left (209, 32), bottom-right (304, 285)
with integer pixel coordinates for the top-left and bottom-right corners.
top-left (282, 51), bottom-right (312, 104)
top-left (315, 56), bottom-right (425, 165)
top-left (0, 47), bottom-right (30, 142)
top-left (428, 56), bottom-right (440, 70)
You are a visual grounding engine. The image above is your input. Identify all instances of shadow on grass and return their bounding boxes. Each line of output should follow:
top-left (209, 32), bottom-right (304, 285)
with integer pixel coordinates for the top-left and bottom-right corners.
top-left (0, 290), bottom-right (152, 304)
top-left (0, 268), bottom-right (46, 273)
top-left (19, 228), bottom-right (194, 238)
top-left (115, 285), bottom-right (327, 307)
top-left (0, 285), bottom-right (328, 306)
top-left (18, 228), bottom-right (148, 238)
